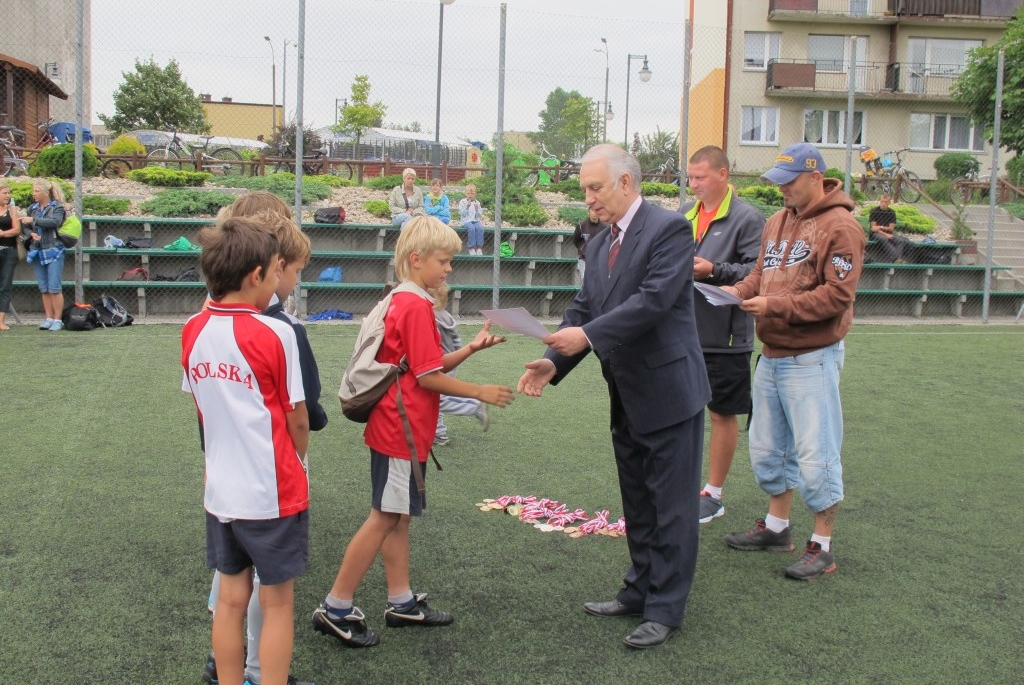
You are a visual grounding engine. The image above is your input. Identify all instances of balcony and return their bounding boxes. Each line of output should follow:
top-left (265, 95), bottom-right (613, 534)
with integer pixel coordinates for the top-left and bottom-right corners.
top-left (767, 0), bottom-right (1022, 25)
top-left (766, 59), bottom-right (962, 100)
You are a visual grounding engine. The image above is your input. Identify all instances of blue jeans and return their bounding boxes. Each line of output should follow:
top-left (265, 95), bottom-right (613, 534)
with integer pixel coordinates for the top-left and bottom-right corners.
top-left (464, 221), bottom-right (484, 249)
top-left (392, 213), bottom-right (412, 228)
top-left (33, 248), bottom-right (65, 293)
top-left (748, 341), bottom-right (845, 513)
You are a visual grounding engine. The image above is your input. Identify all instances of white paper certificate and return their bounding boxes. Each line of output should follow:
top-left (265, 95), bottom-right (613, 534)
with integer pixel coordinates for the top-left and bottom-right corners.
top-left (479, 307), bottom-right (551, 339)
top-left (694, 281), bottom-right (742, 306)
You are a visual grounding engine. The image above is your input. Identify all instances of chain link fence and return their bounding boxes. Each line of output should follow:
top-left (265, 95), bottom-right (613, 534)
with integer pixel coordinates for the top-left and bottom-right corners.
top-left (2, 0), bottom-right (1021, 322)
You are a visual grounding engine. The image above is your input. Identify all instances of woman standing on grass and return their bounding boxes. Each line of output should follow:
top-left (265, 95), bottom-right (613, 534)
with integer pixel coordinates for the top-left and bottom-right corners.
top-left (20, 179), bottom-right (67, 331)
top-left (0, 181), bottom-right (21, 331)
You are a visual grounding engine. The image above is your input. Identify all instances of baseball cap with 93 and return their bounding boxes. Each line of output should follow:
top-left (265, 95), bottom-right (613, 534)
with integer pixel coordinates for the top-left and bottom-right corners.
top-left (761, 142), bottom-right (826, 185)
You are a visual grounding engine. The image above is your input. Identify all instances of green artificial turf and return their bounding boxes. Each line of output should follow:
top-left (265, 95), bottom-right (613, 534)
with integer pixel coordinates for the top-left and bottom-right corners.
top-left (0, 323), bottom-right (1021, 684)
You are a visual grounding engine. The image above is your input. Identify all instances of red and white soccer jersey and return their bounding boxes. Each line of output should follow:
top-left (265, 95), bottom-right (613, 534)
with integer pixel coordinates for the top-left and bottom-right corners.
top-left (182, 302), bottom-right (307, 520)
top-left (364, 288), bottom-right (444, 461)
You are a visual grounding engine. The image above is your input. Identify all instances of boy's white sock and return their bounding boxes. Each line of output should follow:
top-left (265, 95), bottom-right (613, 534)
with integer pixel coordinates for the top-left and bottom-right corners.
top-left (764, 514), bottom-right (789, 533)
top-left (703, 484), bottom-right (723, 500)
top-left (810, 534), bottom-right (831, 552)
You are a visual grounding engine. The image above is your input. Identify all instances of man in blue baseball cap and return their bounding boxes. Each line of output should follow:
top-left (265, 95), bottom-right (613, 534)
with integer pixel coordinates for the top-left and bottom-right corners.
top-left (719, 141), bottom-right (865, 581)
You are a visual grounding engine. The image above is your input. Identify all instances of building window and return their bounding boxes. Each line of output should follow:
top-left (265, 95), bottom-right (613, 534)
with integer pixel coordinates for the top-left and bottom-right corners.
top-left (909, 113), bottom-right (984, 151)
top-left (908, 38), bottom-right (982, 78)
top-left (741, 106), bottom-right (779, 144)
top-left (804, 109), bottom-right (864, 147)
top-left (808, 35), bottom-right (847, 72)
top-left (744, 32), bottom-right (780, 71)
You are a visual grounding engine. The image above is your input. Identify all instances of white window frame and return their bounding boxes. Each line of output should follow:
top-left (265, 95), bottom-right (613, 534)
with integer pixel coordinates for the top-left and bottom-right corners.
top-left (809, 34), bottom-right (867, 75)
top-left (804, 109), bottom-right (865, 147)
top-left (741, 106), bottom-right (779, 145)
top-left (909, 113), bottom-right (984, 152)
top-left (744, 32), bottom-right (781, 71)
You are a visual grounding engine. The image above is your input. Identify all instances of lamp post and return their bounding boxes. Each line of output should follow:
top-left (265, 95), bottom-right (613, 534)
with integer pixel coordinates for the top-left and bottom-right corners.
top-left (264, 36), bottom-right (276, 134)
top-left (434, 0), bottom-right (456, 169)
top-left (595, 38), bottom-right (610, 142)
top-left (283, 38), bottom-right (294, 127)
top-left (624, 53), bottom-right (652, 149)
top-left (596, 100), bottom-right (614, 145)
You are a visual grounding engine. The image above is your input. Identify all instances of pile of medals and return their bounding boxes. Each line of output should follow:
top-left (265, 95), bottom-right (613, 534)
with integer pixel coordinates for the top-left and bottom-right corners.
top-left (476, 495), bottom-right (626, 539)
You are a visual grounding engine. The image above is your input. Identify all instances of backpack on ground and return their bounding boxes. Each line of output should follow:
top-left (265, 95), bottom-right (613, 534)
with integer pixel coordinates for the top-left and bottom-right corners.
top-left (314, 206), bottom-right (346, 224)
top-left (92, 293), bottom-right (134, 327)
top-left (61, 302), bottom-right (100, 331)
top-left (338, 281), bottom-right (438, 493)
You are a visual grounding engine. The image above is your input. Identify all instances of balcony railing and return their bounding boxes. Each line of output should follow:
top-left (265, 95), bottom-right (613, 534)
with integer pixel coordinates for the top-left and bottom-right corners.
top-left (766, 59), bottom-right (965, 98)
top-left (768, 0), bottom-right (1022, 19)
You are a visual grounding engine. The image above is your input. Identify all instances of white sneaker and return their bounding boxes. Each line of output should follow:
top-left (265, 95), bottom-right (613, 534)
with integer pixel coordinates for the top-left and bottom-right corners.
top-left (476, 404), bottom-right (490, 432)
top-left (39, 318), bottom-right (53, 330)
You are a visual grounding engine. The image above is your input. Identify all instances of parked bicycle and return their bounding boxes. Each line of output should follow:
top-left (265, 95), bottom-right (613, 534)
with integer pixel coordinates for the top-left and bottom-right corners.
top-left (646, 155), bottom-right (681, 185)
top-left (147, 129), bottom-right (243, 175)
top-left (524, 143), bottom-right (580, 187)
top-left (951, 166), bottom-right (991, 207)
top-left (271, 141), bottom-right (354, 179)
top-left (859, 146), bottom-right (922, 203)
top-left (0, 119), bottom-right (62, 176)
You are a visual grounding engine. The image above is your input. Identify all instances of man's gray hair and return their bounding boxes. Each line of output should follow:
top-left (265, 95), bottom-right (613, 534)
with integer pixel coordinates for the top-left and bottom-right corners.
top-left (582, 144), bottom-right (642, 191)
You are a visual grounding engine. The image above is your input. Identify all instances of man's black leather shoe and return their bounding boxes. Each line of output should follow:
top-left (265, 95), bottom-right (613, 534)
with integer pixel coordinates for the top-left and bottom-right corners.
top-left (582, 599), bottom-right (643, 618)
top-left (623, 621), bottom-right (679, 649)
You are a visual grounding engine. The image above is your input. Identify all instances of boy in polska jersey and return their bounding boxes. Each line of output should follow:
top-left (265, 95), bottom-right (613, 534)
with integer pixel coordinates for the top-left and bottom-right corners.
top-left (182, 214), bottom-right (310, 685)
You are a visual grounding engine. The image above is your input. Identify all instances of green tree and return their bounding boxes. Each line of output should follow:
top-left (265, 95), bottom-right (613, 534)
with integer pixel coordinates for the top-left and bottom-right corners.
top-left (531, 88), bottom-right (599, 159)
top-left (951, 6), bottom-right (1024, 154)
top-left (632, 127), bottom-right (679, 173)
top-left (98, 59), bottom-right (210, 135)
top-left (332, 75), bottom-right (387, 156)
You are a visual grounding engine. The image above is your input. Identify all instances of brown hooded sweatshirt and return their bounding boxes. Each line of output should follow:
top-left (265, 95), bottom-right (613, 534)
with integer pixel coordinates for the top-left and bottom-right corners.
top-left (733, 178), bottom-right (865, 357)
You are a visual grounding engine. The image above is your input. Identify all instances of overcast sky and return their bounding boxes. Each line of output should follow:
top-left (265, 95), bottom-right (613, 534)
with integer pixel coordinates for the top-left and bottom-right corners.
top-left (92, 0), bottom-right (689, 144)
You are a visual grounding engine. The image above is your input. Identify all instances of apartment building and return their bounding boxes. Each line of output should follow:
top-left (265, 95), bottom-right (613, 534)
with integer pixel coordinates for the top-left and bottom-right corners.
top-left (692, 0), bottom-right (1019, 176)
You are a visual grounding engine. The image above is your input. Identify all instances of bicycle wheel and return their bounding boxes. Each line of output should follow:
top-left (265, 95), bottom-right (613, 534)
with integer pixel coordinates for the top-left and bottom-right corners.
top-left (210, 148), bottom-right (242, 176)
top-left (101, 158), bottom-right (131, 179)
top-left (1, 147), bottom-right (15, 177)
top-left (952, 176), bottom-right (973, 206)
top-left (148, 147), bottom-right (182, 170)
top-left (330, 162), bottom-right (354, 180)
top-left (524, 171), bottom-right (539, 187)
top-left (897, 170), bottom-right (922, 203)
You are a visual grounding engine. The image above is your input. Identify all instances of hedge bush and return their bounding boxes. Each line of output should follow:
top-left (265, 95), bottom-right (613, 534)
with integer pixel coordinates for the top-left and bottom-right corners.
top-left (1006, 155), bottom-right (1024, 187)
top-left (126, 167), bottom-right (212, 187)
top-left (208, 173), bottom-right (332, 204)
top-left (933, 152), bottom-right (979, 180)
top-left (641, 181), bottom-right (682, 198)
top-left (557, 206), bottom-right (589, 225)
top-left (28, 143), bottom-right (99, 178)
top-left (365, 174), bottom-right (428, 191)
top-left (547, 178), bottom-right (585, 201)
top-left (502, 202), bottom-right (549, 226)
top-left (309, 173), bottom-right (354, 188)
top-left (106, 135), bottom-right (146, 157)
top-left (858, 203), bottom-right (935, 235)
top-left (82, 196), bottom-right (131, 216)
top-left (6, 179), bottom-right (74, 206)
top-left (139, 189), bottom-right (236, 217)
top-left (364, 200), bottom-right (390, 219)
top-left (737, 184), bottom-right (783, 207)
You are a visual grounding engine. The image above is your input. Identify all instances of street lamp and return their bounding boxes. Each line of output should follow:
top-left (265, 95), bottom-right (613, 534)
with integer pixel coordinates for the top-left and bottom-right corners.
top-left (624, 53), bottom-right (652, 149)
top-left (282, 38), bottom-right (295, 127)
top-left (595, 38), bottom-right (610, 142)
top-left (264, 36), bottom-right (276, 134)
top-left (434, 0), bottom-right (456, 169)
top-left (595, 101), bottom-right (614, 148)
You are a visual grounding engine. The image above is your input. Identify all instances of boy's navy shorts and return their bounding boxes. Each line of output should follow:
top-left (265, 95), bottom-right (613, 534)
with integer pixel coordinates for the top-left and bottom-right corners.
top-left (703, 351), bottom-right (753, 416)
top-left (206, 510), bottom-right (309, 586)
top-left (370, 449), bottom-right (426, 516)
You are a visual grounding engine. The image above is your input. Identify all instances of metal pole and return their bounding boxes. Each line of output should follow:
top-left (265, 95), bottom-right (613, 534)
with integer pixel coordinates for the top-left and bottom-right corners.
top-left (74, 0), bottom-right (84, 304)
top-left (434, 0), bottom-right (446, 167)
top-left (843, 36), bottom-right (857, 196)
top-left (282, 38), bottom-right (287, 126)
top-left (493, 4), bottom-right (507, 310)
top-left (264, 37), bottom-right (276, 134)
top-left (624, 53), bottom-right (632, 148)
top-left (680, 17), bottom-right (691, 204)
top-left (601, 38), bottom-right (609, 142)
top-left (292, 0), bottom-right (306, 316)
top-left (982, 49), bottom-right (1004, 323)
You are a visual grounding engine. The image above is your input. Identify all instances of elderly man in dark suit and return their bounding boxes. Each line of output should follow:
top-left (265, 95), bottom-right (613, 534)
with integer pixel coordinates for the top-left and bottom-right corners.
top-left (518, 143), bottom-right (710, 649)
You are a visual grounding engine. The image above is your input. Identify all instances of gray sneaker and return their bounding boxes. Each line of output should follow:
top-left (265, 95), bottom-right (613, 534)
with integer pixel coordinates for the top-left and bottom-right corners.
top-left (476, 404), bottom-right (490, 432)
top-left (785, 541), bottom-right (837, 580)
top-left (724, 518), bottom-right (794, 552)
top-left (698, 491), bottom-right (724, 523)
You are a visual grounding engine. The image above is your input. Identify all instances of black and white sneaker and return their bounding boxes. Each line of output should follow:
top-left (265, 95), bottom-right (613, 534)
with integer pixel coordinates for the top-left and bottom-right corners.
top-left (384, 593), bottom-right (454, 627)
top-left (202, 651), bottom-right (218, 685)
top-left (311, 603), bottom-right (379, 648)
top-left (698, 490), bottom-right (725, 524)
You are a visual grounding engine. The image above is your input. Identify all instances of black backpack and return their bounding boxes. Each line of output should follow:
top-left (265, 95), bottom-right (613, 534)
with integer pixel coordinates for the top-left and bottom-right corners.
top-left (92, 293), bottom-right (134, 327)
top-left (314, 206), bottom-right (346, 224)
top-left (61, 303), bottom-right (100, 331)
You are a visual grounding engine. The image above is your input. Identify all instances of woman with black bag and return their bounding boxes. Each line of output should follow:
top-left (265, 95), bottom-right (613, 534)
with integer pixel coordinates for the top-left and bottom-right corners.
top-left (0, 181), bottom-right (21, 331)
top-left (20, 179), bottom-right (67, 331)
